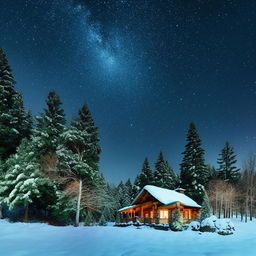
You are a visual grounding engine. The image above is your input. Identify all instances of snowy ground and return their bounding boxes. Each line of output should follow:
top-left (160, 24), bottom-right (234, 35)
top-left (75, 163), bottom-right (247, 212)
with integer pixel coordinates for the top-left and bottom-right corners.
top-left (0, 219), bottom-right (256, 256)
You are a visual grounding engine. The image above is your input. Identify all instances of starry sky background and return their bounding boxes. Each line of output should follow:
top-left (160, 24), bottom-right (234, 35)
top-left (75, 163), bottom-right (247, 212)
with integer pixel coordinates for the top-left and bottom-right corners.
top-left (0, 0), bottom-right (256, 184)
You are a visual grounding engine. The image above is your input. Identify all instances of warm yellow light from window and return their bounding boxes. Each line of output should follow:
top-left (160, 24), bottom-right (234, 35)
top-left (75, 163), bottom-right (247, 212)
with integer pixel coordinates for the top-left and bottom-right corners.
top-left (159, 210), bottom-right (168, 219)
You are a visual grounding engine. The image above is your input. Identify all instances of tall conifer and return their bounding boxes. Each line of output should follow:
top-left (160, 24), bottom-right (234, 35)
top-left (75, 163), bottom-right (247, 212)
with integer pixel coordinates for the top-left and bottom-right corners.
top-left (217, 142), bottom-right (240, 183)
top-left (180, 123), bottom-right (207, 204)
top-left (154, 152), bottom-right (178, 189)
top-left (0, 49), bottom-right (32, 159)
top-left (58, 104), bottom-right (100, 226)
top-left (33, 91), bottom-right (66, 155)
top-left (138, 158), bottom-right (154, 189)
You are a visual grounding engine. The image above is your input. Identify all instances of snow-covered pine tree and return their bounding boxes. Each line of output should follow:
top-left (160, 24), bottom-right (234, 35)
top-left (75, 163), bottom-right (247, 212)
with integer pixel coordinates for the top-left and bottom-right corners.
top-left (56, 145), bottom-right (94, 226)
top-left (163, 161), bottom-right (179, 189)
top-left (207, 165), bottom-right (218, 181)
top-left (125, 178), bottom-right (133, 203)
top-left (98, 210), bottom-right (107, 226)
top-left (199, 190), bottom-right (212, 222)
top-left (0, 160), bottom-right (3, 218)
top-left (84, 211), bottom-right (95, 226)
top-left (0, 139), bottom-right (55, 222)
top-left (154, 152), bottom-right (178, 190)
top-left (217, 142), bottom-right (241, 183)
top-left (50, 191), bottom-right (76, 225)
top-left (71, 104), bottom-right (101, 170)
top-left (33, 91), bottom-right (66, 156)
top-left (97, 180), bottom-right (118, 225)
top-left (133, 174), bottom-right (141, 190)
top-left (155, 153), bottom-right (165, 187)
top-left (105, 184), bottom-right (121, 221)
top-left (89, 174), bottom-right (118, 223)
top-left (131, 176), bottom-right (140, 201)
top-left (0, 49), bottom-right (32, 159)
top-left (138, 158), bottom-right (154, 189)
top-left (57, 104), bottom-right (100, 226)
top-left (180, 123), bottom-right (208, 204)
top-left (169, 206), bottom-right (184, 231)
top-left (116, 181), bottom-right (131, 208)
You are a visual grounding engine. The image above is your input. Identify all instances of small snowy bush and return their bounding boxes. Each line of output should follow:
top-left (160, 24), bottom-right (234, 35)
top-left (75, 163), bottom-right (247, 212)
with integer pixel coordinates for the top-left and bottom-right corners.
top-left (200, 216), bottom-right (217, 232)
top-left (188, 221), bottom-right (200, 231)
top-left (134, 217), bottom-right (142, 227)
top-left (199, 216), bottom-right (235, 235)
top-left (215, 219), bottom-right (235, 235)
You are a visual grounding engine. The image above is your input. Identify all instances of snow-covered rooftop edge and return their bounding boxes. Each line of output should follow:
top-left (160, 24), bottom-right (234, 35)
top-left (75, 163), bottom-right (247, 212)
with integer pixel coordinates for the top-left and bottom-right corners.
top-left (118, 205), bottom-right (139, 212)
top-left (118, 185), bottom-right (201, 211)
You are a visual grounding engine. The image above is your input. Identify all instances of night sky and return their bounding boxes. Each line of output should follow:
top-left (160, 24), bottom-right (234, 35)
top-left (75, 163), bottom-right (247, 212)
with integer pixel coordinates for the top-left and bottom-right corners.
top-left (1, 0), bottom-right (256, 184)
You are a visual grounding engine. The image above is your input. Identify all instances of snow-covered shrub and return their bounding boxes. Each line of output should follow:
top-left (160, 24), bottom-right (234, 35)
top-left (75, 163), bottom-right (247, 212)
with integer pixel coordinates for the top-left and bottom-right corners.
top-left (200, 216), bottom-right (235, 235)
top-left (188, 221), bottom-right (200, 231)
top-left (199, 191), bottom-right (212, 222)
top-left (215, 219), bottom-right (235, 235)
top-left (200, 215), bottom-right (217, 232)
top-left (98, 214), bottom-right (107, 226)
top-left (169, 209), bottom-right (185, 231)
top-left (153, 223), bottom-right (169, 230)
top-left (84, 211), bottom-right (96, 226)
top-left (134, 217), bottom-right (142, 226)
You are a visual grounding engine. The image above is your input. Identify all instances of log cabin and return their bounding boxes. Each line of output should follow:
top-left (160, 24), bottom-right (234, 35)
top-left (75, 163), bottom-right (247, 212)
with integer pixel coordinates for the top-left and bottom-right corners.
top-left (118, 185), bottom-right (201, 224)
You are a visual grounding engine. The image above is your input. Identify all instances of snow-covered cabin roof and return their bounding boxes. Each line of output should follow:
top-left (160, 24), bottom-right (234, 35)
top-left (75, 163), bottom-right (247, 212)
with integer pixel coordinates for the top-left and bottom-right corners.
top-left (118, 205), bottom-right (138, 212)
top-left (132, 185), bottom-right (201, 208)
top-left (174, 187), bottom-right (186, 192)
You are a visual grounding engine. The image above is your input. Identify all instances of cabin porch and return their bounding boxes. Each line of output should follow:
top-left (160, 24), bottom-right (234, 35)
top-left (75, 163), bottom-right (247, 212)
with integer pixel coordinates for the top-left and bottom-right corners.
top-left (119, 202), bottom-right (199, 224)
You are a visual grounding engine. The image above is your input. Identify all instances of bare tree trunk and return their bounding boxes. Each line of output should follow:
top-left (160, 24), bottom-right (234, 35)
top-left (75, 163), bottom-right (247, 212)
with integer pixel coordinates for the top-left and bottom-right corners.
top-left (24, 205), bottom-right (29, 223)
top-left (249, 190), bottom-right (253, 221)
top-left (75, 178), bottom-right (82, 227)
top-left (215, 193), bottom-right (218, 216)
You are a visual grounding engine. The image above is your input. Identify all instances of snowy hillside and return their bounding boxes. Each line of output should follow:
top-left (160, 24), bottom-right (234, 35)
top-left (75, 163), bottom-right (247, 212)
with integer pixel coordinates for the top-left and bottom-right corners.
top-left (0, 220), bottom-right (256, 256)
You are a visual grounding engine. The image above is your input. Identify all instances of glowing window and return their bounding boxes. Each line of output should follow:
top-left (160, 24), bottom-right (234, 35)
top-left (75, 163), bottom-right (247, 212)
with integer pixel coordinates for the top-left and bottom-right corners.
top-left (159, 210), bottom-right (168, 219)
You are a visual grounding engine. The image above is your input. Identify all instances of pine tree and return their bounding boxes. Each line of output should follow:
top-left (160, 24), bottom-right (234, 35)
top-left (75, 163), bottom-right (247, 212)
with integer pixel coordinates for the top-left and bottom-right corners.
top-left (199, 190), bottom-right (212, 222)
top-left (91, 174), bottom-right (118, 223)
top-left (58, 104), bottom-right (100, 226)
top-left (0, 160), bottom-right (4, 218)
top-left (49, 191), bottom-right (76, 225)
top-left (71, 104), bottom-right (101, 170)
top-left (217, 142), bottom-right (241, 183)
top-left (138, 158), bottom-right (154, 189)
top-left (105, 184), bottom-right (121, 221)
top-left (154, 152), bottom-right (178, 189)
top-left (0, 139), bottom-right (55, 222)
top-left (207, 165), bottom-right (218, 181)
top-left (98, 211), bottom-right (107, 226)
top-left (33, 91), bottom-right (66, 155)
top-left (180, 123), bottom-right (208, 204)
top-left (131, 176), bottom-right (140, 201)
top-left (117, 181), bottom-right (131, 208)
top-left (125, 178), bottom-right (133, 203)
top-left (169, 206), bottom-right (184, 231)
top-left (0, 49), bottom-right (32, 159)
top-left (84, 211), bottom-right (95, 226)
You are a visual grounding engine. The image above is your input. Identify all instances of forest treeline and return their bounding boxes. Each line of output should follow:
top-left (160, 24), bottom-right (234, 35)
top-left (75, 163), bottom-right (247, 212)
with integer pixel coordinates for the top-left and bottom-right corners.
top-left (0, 48), bottom-right (255, 226)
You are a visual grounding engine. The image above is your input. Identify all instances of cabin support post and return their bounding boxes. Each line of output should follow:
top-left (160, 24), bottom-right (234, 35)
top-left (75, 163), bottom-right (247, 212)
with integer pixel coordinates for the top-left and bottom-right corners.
top-left (140, 207), bottom-right (144, 221)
